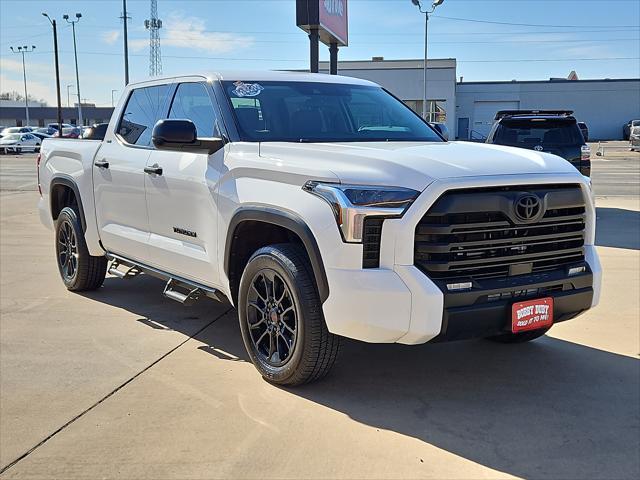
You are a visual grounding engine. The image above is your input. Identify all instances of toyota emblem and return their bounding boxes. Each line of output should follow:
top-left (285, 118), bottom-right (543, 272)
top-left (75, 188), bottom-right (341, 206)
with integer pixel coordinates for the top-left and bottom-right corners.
top-left (514, 194), bottom-right (542, 222)
top-left (534, 145), bottom-right (544, 151)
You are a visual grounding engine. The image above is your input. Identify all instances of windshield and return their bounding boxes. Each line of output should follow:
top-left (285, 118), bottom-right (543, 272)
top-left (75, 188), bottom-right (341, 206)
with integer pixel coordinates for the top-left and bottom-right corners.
top-left (222, 81), bottom-right (442, 143)
top-left (495, 119), bottom-right (583, 147)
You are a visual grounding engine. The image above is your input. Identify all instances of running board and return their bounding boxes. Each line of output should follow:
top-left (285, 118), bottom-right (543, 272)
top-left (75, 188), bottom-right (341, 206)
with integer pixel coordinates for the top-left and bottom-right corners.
top-left (105, 253), bottom-right (224, 304)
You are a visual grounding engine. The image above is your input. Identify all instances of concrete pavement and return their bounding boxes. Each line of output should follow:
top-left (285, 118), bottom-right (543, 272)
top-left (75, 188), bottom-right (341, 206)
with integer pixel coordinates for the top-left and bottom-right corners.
top-left (0, 154), bottom-right (638, 478)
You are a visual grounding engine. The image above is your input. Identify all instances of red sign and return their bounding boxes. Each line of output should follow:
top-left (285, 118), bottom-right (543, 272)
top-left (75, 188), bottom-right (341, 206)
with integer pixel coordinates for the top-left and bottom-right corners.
top-left (511, 297), bottom-right (554, 333)
top-left (319, 0), bottom-right (348, 46)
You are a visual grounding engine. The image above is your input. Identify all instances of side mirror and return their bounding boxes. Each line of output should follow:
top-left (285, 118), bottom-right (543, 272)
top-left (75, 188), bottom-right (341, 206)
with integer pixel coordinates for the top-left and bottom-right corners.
top-left (152, 119), bottom-right (224, 155)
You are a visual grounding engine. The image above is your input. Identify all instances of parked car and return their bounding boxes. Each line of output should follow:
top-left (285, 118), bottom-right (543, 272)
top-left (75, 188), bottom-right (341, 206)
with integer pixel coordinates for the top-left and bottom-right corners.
top-left (623, 120), bottom-right (640, 140)
top-left (0, 132), bottom-right (41, 153)
top-left (47, 123), bottom-right (74, 131)
top-left (630, 125), bottom-right (640, 152)
top-left (37, 71), bottom-right (600, 385)
top-left (35, 126), bottom-right (58, 136)
top-left (53, 127), bottom-right (81, 138)
top-left (428, 122), bottom-right (449, 140)
top-left (82, 123), bottom-right (109, 140)
top-left (577, 122), bottom-right (589, 142)
top-left (31, 132), bottom-right (53, 142)
top-left (486, 110), bottom-right (591, 176)
top-left (1, 126), bottom-right (33, 137)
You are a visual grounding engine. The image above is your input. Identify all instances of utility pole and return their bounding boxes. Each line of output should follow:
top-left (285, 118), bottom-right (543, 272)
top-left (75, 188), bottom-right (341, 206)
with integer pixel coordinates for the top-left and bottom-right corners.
top-left (121, 0), bottom-right (130, 85)
top-left (64, 13), bottom-right (83, 126)
top-left (42, 13), bottom-right (63, 132)
top-left (145, 0), bottom-right (163, 76)
top-left (411, 0), bottom-right (445, 121)
top-left (9, 45), bottom-right (35, 126)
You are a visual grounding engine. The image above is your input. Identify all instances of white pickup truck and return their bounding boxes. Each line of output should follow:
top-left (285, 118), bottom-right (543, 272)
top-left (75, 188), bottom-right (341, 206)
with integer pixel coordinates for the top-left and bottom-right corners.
top-left (38, 71), bottom-right (601, 385)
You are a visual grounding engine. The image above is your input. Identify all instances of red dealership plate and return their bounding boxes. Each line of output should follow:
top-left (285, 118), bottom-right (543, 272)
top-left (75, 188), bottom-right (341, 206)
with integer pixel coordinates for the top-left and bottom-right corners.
top-left (511, 298), bottom-right (554, 333)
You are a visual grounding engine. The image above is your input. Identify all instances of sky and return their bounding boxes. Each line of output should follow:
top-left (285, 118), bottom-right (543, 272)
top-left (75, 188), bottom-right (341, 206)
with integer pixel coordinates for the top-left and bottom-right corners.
top-left (1, 0), bottom-right (639, 107)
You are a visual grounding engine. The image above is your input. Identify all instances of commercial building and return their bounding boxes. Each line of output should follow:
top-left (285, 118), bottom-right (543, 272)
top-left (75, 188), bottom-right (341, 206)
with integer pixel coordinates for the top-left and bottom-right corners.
top-left (0, 104), bottom-right (114, 129)
top-left (320, 57), bottom-right (640, 140)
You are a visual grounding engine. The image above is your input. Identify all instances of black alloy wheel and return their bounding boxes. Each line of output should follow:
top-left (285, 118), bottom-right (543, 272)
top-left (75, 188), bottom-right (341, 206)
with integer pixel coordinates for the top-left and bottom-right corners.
top-left (246, 269), bottom-right (298, 367)
top-left (57, 218), bottom-right (79, 282)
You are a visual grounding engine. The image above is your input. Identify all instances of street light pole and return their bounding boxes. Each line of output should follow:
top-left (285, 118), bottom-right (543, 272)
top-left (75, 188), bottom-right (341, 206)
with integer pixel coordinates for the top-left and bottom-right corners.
top-left (42, 13), bottom-right (63, 132)
top-left (67, 84), bottom-right (74, 107)
top-left (411, 0), bottom-right (445, 121)
top-left (64, 13), bottom-right (83, 127)
top-left (10, 45), bottom-right (35, 126)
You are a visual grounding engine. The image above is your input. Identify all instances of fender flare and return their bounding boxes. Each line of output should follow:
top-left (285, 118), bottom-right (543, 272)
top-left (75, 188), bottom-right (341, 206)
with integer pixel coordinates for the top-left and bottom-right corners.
top-left (50, 175), bottom-right (87, 232)
top-left (224, 206), bottom-right (330, 303)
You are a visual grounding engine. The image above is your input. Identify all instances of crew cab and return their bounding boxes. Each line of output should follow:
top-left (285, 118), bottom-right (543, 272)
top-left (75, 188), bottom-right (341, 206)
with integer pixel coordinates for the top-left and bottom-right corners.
top-left (38, 72), bottom-right (601, 385)
top-left (486, 110), bottom-right (591, 176)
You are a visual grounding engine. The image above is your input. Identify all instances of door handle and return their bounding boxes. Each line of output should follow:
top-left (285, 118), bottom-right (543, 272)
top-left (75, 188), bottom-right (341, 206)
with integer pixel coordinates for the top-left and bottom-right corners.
top-left (94, 160), bottom-right (109, 169)
top-left (144, 164), bottom-right (163, 175)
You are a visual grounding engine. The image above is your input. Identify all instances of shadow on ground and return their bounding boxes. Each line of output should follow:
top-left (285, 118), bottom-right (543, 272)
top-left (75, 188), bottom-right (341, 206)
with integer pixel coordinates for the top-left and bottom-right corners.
top-left (596, 207), bottom-right (640, 250)
top-left (82, 275), bottom-right (640, 480)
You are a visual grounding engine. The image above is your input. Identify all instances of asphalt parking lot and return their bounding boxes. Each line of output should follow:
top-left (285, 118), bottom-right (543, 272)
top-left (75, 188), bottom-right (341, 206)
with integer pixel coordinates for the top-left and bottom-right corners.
top-left (1, 144), bottom-right (639, 479)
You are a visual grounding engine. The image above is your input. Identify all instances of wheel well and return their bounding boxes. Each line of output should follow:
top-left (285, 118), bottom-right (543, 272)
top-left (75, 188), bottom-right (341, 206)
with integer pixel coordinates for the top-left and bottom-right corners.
top-left (50, 184), bottom-right (79, 222)
top-left (227, 221), bottom-right (304, 304)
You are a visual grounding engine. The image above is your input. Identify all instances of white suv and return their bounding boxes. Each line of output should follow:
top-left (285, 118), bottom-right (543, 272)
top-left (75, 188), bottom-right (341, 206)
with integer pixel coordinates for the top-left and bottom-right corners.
top-left (37, 71), bottom-right (601, 385)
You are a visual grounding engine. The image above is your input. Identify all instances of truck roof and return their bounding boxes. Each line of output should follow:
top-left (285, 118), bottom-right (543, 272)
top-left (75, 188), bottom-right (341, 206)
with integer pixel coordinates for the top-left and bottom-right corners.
top-left (127, 70), bottom-right (378, 87)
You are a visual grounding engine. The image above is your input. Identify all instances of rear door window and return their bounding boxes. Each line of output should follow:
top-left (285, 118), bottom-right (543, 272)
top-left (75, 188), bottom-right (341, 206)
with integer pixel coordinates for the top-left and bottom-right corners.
top-left (118, 84), bottom-right (172, 147)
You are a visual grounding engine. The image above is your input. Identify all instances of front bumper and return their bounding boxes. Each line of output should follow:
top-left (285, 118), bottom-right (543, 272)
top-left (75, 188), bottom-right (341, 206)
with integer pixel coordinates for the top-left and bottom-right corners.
top-left (323, 246), bottom-right (600, 345)
top-left (320, 174), bottom-right (601, 345)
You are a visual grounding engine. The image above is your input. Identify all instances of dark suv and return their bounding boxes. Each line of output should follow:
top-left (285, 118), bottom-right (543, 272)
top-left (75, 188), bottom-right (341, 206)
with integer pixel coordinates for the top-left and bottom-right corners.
top-left (486, 110), bottom-right (590, 176)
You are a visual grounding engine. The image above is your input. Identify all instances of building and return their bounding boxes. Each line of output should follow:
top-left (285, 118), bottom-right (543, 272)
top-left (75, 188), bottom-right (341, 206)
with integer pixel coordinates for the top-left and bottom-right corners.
top-left (0, 106), bottom-right (114, 128)
top-left (320, 57), bottom-right (640, 140)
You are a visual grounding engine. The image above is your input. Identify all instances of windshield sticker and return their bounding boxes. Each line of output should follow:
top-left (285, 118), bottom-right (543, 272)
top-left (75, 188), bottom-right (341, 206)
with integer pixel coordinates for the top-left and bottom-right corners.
top-left (231, 81), bottom-right (264, 97)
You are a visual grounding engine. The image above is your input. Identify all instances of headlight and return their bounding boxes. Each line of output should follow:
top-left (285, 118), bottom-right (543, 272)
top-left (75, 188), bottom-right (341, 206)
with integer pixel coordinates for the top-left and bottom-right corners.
top-left (303, 181), bottom-right (420, 243)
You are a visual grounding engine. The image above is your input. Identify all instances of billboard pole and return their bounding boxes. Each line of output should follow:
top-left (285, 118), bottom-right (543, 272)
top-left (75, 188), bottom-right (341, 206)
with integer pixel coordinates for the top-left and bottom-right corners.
top-left (309, 27), bottom-right (319, 73)
top-left (297, 1), bottom-right (347, 75)
top-left (329, 42), bottom-right (338, 75)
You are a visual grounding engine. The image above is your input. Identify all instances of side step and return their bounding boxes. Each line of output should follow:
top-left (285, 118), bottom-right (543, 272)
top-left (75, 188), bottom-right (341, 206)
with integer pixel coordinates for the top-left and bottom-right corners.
top-left (163, 279), bottom-right (202, 306)
top-left (108, 258), bottom-right (142, 279)
top-left (106, 253), bottom-right (224, 305)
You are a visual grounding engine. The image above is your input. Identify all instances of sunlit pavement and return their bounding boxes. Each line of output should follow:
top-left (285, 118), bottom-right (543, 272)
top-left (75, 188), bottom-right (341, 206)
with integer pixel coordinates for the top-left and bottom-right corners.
top-left (0, 148), bottom-right (638, 479)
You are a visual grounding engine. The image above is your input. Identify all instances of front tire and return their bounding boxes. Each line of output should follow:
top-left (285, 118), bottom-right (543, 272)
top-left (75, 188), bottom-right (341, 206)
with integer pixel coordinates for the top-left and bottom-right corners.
top-left (238, 244), bottom-right (341, 386)
top-left (55, 207), bottom-right (107, 291)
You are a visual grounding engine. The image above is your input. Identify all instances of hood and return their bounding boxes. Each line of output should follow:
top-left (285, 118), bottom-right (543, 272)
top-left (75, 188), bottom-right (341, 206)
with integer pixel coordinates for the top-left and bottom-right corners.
top-left (259, 141), bottom-right (578, 191)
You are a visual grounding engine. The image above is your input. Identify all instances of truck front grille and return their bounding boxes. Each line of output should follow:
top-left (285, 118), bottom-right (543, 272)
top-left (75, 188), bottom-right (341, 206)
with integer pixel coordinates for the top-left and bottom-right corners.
top-left (414, 184), bottom-right (586, 280)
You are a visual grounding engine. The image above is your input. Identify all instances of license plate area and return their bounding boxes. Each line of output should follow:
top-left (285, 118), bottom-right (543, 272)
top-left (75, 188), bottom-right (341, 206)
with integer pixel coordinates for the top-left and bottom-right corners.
top-left (511, 297), bottom-right (554, 333)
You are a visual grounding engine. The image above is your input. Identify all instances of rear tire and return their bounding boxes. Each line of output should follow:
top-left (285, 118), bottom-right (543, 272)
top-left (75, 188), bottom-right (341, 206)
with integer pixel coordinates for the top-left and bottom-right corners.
top-left (238, 243), bottom-right (341, 386)
top-left (486, 326), bottom-right (551, 343)
top-left (55, 207), bottom-right (107, 291)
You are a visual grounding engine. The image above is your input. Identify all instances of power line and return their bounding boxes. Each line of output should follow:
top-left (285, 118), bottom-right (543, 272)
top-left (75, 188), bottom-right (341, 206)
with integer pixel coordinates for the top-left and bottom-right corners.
top-left (432, 14), bottom-right (640, 29)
